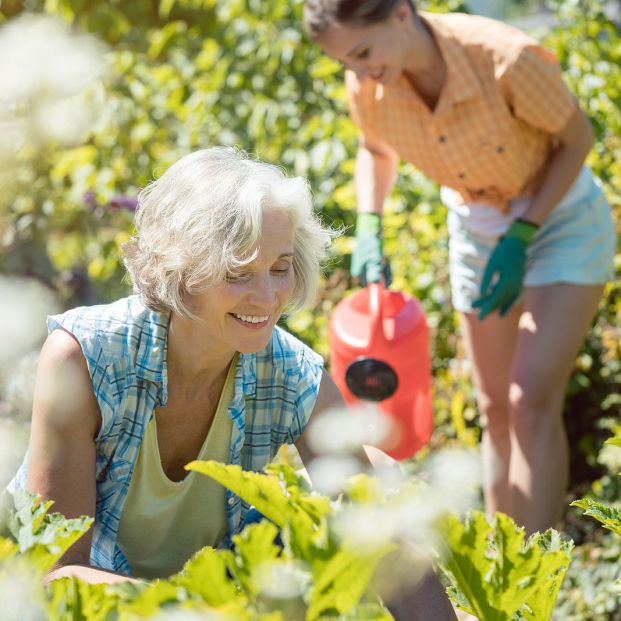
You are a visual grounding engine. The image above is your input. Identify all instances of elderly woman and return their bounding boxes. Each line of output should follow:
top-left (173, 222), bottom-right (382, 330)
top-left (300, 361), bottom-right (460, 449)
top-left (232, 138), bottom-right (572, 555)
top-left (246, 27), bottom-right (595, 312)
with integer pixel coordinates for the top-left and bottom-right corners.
top-left (9, 147), bottom-right (337, 582)
top-left (8, 146), bottom-right (456, 619)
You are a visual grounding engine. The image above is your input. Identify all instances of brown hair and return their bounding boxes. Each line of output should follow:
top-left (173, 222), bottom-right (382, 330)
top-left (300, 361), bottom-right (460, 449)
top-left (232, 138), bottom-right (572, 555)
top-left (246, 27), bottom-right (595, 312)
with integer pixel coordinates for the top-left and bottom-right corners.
top-left (304, 0), bottom-right (417, 36)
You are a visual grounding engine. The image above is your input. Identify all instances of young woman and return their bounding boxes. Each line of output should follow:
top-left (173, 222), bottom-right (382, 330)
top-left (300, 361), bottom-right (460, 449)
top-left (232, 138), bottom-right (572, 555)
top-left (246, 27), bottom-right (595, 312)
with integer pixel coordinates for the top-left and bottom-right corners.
top-left (304, 0), bottom-right (616, 533)
top-left (9, 147), bottom-right (456, 619)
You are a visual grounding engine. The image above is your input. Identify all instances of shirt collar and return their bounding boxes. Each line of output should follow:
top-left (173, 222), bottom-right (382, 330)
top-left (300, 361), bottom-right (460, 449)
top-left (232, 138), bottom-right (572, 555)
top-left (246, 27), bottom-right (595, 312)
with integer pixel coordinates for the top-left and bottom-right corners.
top-left (132, 297), bottom-right (169, 391)
top-left (382, 12), bottom-right (482, 114)
top-left (237, 352), bottom-right (257, 398)
top-left (420, 12), bottom-right (482, 111)
top-left (132, 296), bottom-right (258, 402)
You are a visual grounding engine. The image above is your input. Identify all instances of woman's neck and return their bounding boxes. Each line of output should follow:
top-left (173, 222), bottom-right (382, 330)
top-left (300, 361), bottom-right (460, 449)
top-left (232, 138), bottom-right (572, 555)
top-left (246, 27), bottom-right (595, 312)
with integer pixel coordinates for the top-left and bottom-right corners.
top-left (166, 314), bottom-right (236, 386)
top-left (403, 14), bottom-right (447, 99)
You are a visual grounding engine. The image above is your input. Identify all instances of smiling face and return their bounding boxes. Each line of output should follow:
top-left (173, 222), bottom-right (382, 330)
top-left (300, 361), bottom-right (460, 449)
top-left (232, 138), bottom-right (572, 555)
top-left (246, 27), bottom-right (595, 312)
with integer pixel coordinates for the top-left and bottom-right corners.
top-left (314, 3), bottom-right (415, 85)
top-left (184, 209), bottom-right (296, 357)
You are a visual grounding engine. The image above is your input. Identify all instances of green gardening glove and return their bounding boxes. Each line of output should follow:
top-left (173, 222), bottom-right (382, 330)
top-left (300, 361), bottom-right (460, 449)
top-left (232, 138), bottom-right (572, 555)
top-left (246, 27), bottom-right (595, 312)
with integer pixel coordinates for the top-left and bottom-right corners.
top-left (351, 213), bottom-right (391, 286)
top-left (472, 218), bottom-right (539, 320)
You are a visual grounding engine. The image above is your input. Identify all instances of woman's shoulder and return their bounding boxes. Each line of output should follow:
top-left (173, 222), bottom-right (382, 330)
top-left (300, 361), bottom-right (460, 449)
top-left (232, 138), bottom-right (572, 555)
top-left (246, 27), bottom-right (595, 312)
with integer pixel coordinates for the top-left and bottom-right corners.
top-left (50, 295), bottom-right (137, 329)
top-left (48, 295), bottom-right (168, 370)
top-left (425, 11), bottom-right (536, 60)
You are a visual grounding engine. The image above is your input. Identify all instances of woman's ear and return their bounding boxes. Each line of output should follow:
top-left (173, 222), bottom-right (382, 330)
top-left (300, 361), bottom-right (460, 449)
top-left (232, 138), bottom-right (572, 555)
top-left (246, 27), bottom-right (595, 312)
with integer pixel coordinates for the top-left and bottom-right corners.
top-left (393, 0), bottom-right (414, 23)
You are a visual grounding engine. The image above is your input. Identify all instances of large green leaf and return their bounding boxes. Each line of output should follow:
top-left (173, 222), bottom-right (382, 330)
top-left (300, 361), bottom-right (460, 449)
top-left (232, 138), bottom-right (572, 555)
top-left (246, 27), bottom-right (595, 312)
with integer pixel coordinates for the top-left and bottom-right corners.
top-left (46, 578), bottom-right (116, 621)
top-left (438, 511), bottom-right (573, 621)
top-left (307, 545), bottom-right (395, 621)
top-left (1, 491), bottom-right (92, 574)
top-left (571, 499), bottom-right (621, 537)
top-left (172, 546), bottom-right (242, 607)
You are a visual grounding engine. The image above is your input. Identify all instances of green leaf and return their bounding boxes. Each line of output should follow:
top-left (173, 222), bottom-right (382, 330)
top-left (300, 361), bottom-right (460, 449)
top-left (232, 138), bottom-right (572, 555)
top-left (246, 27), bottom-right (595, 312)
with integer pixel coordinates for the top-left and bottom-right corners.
top-left (3, 491), bottom-right (92, 574)
top-left (438, 511), bottom-right (572, 621)
top-left (159, 0), bottom-right (177, 19)
top-left (172, 545), bottom-right (242, 606)
top-left (0, 537), bottom-right (18, 560)
top-left (148, 21), bottom-right (188, 59)
top-left (186, 461), bottom-right (328, 559)
top-left (343, 474), bottom-right (387, 504)
top-left (519, 530), bottom-right (574, 621)
top-left (230, 521), bottom-right (282, 597)
top-left (307, 545), bottom-right (395, 621)
top-left (46, 578), bottom-right (116, 621)
top-left (186, 462), bottom-right (292, 528)
top-left (571, 499), bottom-right (621, 536)
top-left (116, 580), bottom-right (184, 617)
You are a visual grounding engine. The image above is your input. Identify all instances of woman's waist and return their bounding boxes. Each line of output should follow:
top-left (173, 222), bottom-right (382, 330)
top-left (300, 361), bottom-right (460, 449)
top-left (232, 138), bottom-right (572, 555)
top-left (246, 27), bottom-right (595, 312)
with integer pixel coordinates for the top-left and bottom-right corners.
top-left (442, 167), bottom-right (599, 237)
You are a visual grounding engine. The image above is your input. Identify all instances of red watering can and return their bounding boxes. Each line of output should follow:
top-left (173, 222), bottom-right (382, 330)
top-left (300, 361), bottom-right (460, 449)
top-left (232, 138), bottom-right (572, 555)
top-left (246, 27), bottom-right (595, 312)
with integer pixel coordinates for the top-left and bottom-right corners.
top-left (328, 282), bottom-right (433, 460)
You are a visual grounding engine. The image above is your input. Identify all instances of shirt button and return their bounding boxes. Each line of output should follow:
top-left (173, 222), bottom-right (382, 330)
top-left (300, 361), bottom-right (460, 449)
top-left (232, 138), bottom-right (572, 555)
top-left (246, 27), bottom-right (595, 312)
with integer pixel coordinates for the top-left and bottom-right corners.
top-left (438, 135), bottom-right (446, 143)
top-left (152, 346), bottom-right (159, 354)
top-left (228, 496), bottom-right (235, 505)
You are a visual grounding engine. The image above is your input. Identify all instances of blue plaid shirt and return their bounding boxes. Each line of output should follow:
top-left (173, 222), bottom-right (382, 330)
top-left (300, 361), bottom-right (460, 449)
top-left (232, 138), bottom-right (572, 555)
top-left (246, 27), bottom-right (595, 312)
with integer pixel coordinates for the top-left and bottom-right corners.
top-left (10, 295), bottom-right (324, 574)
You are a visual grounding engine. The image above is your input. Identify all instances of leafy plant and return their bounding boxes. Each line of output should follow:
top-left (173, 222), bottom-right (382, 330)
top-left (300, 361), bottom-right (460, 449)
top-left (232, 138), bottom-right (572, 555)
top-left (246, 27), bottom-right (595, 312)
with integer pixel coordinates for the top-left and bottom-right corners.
top-left (186, 461), bottom-right (396, 621)
top-left (0, 490), bottom-right (92, 574)
top-left (570, 429), bottom-right (621, 602)
top-left (438, 511), bottom-right (573, 621)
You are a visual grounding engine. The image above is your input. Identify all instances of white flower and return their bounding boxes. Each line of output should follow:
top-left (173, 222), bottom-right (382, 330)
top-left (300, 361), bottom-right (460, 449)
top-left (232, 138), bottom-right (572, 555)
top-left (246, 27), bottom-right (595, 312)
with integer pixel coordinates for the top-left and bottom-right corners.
top-left (0, 14), bottom-right (104, 103)
top-left (305, 405), bottom-right (393, 456)
top-left (0, 276), bottom-right (59, 366)
top-left (0, 14), bottom-right (106, 150)
top-left (0, 423), bottom-right (29, 488)
top-left (253, 559), bottom-right (311, 599)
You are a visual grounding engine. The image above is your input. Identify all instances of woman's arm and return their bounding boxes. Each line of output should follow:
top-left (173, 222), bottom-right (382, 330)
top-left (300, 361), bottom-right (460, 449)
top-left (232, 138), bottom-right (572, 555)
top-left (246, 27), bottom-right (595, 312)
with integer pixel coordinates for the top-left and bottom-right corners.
top-left (355, 139), bottom-right (400, 215)
top-left (27, 329), bottom-right (136, 584)
top-left (523, 102), bottom-right (594, 225)
top-left (295, 370), bottom-right (349, 466)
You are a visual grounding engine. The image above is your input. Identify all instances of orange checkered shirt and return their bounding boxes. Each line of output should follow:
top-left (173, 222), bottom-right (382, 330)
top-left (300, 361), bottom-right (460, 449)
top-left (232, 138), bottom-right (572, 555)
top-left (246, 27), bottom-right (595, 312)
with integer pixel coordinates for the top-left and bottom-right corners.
top-left (346, 12), bottom-right (577, 212)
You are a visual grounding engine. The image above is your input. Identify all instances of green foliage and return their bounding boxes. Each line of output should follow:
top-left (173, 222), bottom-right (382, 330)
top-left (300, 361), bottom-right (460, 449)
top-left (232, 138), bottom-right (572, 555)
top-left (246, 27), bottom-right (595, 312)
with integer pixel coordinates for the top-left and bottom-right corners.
top-left (571, 431), bottom-right (621, 536)
top-left (438, 511), bottom-right (574, 621)
top-left (553, 536), bottom-right (621, 621)
top-left (0, 490), bottom-right (92, 574)
top-left (5, 464), bottom-right (398, 620)
top-left (560, 429), bottom-right (621, 619)
top-left (187, 461), bottom-right (396, 620)
top-left (571, 499), bottom-right (621, 537)
top-left (47, 579), bottom-right (117, 621)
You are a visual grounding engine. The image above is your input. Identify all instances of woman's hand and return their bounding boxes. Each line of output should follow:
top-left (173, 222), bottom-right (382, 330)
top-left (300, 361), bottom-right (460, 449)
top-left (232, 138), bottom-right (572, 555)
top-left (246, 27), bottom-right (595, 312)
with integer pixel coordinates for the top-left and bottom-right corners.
top-left (46, 563), bottom-right (143, 585)
top-left (473, 219), bottom-right (539, 320)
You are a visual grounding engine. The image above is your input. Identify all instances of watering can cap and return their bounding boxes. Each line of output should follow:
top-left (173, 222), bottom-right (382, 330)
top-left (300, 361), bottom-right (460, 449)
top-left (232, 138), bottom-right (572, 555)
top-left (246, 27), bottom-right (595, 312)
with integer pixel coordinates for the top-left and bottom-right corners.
top-left (345, 357), bottom-right (398, 402)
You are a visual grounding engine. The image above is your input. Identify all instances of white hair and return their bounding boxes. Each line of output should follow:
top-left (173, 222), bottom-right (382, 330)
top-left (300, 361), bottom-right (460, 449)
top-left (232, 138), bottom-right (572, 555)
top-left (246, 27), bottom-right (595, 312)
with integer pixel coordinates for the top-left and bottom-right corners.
top-left (123, 147), bottom-right (335, 318)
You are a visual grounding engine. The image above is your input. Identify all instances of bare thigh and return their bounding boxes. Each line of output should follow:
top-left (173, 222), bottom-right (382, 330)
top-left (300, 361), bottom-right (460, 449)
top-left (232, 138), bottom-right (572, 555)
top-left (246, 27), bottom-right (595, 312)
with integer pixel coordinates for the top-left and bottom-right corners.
top-left (460, 304), bottom-right (521, 416)
top-left (511, 283), bottom-right (604, 404)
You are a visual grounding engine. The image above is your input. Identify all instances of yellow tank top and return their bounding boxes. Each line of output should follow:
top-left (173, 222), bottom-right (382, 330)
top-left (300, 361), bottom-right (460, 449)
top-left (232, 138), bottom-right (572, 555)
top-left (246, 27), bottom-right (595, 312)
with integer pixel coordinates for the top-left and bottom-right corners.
top-left (117, 356), bottom-right (236, 579)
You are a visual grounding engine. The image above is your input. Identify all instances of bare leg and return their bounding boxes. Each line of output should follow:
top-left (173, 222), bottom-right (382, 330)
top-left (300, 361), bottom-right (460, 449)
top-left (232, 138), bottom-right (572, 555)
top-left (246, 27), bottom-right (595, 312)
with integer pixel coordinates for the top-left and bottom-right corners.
top-left (508, 284), bottom-right (603, 533)
top-left (460, 305), bottom-right (521, 519)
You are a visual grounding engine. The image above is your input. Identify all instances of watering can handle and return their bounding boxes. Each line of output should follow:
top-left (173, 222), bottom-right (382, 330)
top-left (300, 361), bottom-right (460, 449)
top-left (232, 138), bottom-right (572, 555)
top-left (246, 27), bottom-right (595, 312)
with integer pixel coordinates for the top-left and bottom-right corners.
top-left (367, 282), bottom-right (385, 349)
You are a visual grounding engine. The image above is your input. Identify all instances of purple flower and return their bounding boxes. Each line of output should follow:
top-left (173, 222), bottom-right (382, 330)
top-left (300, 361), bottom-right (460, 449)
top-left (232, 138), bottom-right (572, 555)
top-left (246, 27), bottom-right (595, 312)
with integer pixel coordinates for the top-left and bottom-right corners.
top-left (108, 195), bottom-right (138, 211)
top-left (84, 191), bottom-right (97, 208)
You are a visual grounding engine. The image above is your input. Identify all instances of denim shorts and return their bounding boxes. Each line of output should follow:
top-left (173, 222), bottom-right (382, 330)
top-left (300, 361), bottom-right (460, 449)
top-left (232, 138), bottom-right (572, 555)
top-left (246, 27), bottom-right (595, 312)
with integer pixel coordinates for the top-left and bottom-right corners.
top-left (447, 169), bottom-right (617, 313)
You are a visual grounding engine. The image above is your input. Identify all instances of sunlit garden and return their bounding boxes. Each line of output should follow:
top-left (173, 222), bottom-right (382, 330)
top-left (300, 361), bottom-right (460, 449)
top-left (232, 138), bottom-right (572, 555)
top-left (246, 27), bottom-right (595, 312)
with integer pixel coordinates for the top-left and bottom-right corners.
top-left (0, 0), bottom-right (619, 619)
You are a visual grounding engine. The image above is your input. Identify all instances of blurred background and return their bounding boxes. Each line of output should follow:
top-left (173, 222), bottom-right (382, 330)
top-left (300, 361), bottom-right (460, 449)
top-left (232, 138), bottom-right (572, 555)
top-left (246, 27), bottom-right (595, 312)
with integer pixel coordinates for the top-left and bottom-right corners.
top-left (0, 0), bottom-right (619, 617)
